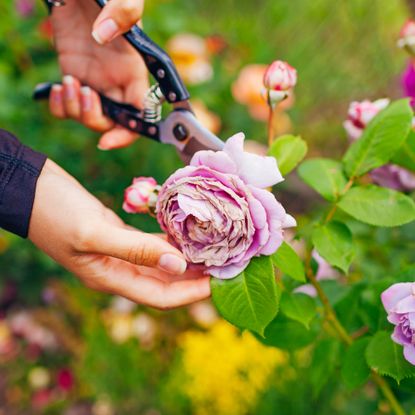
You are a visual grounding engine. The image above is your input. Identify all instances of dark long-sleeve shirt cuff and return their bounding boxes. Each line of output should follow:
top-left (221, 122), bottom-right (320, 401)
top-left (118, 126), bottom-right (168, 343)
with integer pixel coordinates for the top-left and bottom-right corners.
top-left (0, 129), bottom-right (47, 238)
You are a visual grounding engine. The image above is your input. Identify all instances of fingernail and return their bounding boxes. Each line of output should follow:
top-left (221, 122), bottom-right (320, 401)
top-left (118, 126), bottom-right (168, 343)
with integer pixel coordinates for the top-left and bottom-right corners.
top-left (159, 254), bottom-right (187, 274)
top-left (92, 19), bottom-right (119, 44)
top-left (81, 86), bottom-right (92, 111)
top-left (97, 144), bottom-right (110, 151)
top-left (63, 75), bottom-right (75, 100)
top-left (51, 84), bottom-right (62, 103)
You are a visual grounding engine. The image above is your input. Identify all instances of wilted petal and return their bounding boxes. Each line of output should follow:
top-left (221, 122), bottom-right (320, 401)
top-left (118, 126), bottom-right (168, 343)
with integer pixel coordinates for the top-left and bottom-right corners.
top-left (224, 133), bottom-right (283, 188)
top-left (381, 283), bottom-right (414, 313)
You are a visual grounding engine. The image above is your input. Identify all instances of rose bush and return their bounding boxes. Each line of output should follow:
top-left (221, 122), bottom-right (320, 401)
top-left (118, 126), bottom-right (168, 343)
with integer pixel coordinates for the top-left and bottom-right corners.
top-left (156, 133), bottom-right (295, 279)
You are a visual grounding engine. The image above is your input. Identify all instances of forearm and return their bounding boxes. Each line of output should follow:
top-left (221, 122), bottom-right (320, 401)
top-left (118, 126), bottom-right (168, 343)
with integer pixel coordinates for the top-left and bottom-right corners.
top-left (0, 129), bottom-right (47, 237)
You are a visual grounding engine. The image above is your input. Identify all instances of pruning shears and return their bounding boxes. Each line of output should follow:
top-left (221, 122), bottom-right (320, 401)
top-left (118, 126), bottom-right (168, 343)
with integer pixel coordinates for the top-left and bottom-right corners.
top-left (34, 0), bottom-right (224, 164)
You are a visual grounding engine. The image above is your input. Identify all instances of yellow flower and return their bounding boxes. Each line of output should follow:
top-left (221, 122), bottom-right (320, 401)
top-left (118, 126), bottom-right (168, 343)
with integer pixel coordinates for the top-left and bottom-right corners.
top-left (178, 321), bottom-right (286, 415)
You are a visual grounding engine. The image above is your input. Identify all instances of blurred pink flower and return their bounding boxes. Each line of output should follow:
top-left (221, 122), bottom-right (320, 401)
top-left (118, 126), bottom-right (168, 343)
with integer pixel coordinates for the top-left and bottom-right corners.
top-left (57, 368), bottom-right (74, 392)
top-left (263, 60), bottom-right (297, 106)
top-left (192, 100), bottom-right (222, 134)
top-left (398, 19), bottom-right (415, 55)
top-left (402, 62), bottom-right (415, 106)
top-left (167, 34), bottom-right (213, 85)
top-left (15, 0), bottom-right (35, 17)
top-left (157, 133), bottom-right (295, 279)
top-left (381, 282), bottom-right (415, 365)
top-left (123, 177), bottom-right (159, 214)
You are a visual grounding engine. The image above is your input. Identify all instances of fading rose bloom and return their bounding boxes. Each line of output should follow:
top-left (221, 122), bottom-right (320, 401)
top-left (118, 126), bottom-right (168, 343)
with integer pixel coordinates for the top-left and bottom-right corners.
top-left (343, 98), bottom-right (390, 141)
top-left (370, 165), bottom-right (415, 192)
top-left (398, 20), bottom-right (415, 55)
top-left (381, 282), bottom-right (415, 365)
top-left (157, 133), bottom-right (296, 279)
top-left (167, 34), bottom-right (213, 85)
top-left (263, 60), bottom-right (297, 106)
top-left (123, 177), bottom-right (159, 214)
top-left (192, 100), bottom-right (221, 134)
top-left (294, 250), bottom-right (339, 297)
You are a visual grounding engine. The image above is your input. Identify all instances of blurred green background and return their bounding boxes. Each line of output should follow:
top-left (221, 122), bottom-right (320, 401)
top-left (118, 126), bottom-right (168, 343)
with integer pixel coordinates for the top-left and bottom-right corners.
top-left (0, 0), bottom-right (414, 414)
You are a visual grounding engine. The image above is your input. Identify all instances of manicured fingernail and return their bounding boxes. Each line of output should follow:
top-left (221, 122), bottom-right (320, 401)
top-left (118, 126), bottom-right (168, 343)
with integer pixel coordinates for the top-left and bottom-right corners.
top-left (92, 19), bottom-right (119, 44)
top-left (63, 75), bottom-right (75, 100)
top-left (159, 254), bottom-right (187, 274)
top-left (51, 84), bottom-right (62, 103)
top-left (80, 86), bottom-right (92, 111)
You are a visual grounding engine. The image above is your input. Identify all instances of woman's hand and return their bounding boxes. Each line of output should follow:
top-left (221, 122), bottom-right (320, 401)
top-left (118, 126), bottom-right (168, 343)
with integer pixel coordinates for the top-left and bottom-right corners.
top-left (47, 0), bottom-right (148, 150)
top-left (29, 160), bottom-right (210, 309)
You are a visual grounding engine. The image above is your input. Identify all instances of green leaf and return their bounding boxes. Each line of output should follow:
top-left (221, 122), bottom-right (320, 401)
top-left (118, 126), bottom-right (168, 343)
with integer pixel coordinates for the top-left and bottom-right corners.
top-left (341, 337), bottom-right (371, 390)
top-left (258, 313), bottom-right (319, 350)
top-left (271, 242), bottom-right (306, 282)
top-left (338, 185), bottom-right (415, 227)
top-left (343, 99), bottom-right (413, 178)
top-left (280, 292), bottom-right (317, 329)
top-left (366, 331), bottom-right (415, 383)
top-left (210, 256), bottom-right (280, 336)
top-left (310, 339), bottom-right (342, 397)
top-left (268, 135), bottom-right (308, 176)
top-left (392, 129), bottom-right (415, 172)
top-left (312, 221), bottom-right (354, 273)
top-left (298, 158), bottom-right (348, 202)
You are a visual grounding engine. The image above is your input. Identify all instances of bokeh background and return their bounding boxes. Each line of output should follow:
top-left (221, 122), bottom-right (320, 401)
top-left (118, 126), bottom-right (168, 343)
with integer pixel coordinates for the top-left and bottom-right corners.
top-left (1, 0), bottom-right (414, 414)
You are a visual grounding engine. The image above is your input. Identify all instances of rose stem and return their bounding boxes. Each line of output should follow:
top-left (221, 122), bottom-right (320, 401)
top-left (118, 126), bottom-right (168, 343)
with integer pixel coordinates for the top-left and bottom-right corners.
top-left (324, 178), bottom-right (355, 224)
top-left (305, 252), bottom-right (405, 415)
top-left (267, 105), bottom-right (275, 147)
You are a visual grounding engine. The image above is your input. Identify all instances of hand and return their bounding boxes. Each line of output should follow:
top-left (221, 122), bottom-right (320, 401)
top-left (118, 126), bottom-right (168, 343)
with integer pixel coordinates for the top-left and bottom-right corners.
top-left (29, 160), bottom-right (210, 309)
top-left (47, 0), bottom-right (147, 150)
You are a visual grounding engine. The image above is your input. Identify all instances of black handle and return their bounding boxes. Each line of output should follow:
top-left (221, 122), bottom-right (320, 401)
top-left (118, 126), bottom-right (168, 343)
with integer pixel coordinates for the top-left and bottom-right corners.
top-left (33, 82), bottom-right (160, 140)
top-left (94, 0), bottom-right (189, 104)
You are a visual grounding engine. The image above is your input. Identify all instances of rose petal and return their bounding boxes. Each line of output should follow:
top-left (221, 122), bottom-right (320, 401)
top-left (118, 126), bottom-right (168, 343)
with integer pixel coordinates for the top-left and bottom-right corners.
top-left (381, 283), bottom-right (414, 313)
top-left (394, 296), bottom-right (415, 314)
top-left (208, 260), bottom-right (250, 280)
top-left (190, 150), bottom-right (238, 174)
top-left (224, 133), bottom-right (284, 188)
top-left (403, 344), bottom-right (415, 365)
top-left (392, 325), bottom-right (409, 346)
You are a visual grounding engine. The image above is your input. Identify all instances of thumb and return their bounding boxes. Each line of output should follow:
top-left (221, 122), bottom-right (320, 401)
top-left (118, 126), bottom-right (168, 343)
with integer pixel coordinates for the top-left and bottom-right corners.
top-left (92, 0), bottom-right (144, 45)
top-left (87, 224), bottom-right (188, 275)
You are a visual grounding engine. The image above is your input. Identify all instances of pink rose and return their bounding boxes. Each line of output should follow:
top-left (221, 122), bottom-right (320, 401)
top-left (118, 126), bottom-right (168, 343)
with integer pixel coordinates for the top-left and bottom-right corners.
top-left (156, 133), bottom-right (296, 279)
top-left (381, 282), bottom-right (415, 365)
top-left (123, 177), bottom-right (159, 214)
top-left (343, 99), bottom-right (390, 141)
top-left (398, 20), bottom-right (415, 55)
top-left (263, 61), bottom-right (297, 105)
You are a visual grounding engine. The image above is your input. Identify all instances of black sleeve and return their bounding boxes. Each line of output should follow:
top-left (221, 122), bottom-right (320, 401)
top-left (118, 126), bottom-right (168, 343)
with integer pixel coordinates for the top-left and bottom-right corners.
top-left (0, 129), bottom-right (47, 238)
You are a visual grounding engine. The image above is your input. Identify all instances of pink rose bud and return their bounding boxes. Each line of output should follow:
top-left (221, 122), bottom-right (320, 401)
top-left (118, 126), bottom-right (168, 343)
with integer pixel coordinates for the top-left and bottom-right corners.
top-left (398, 20), bottom-right (415, 55)
top-left (123, 177), bottom-right (160, 214)
top-left (262, 60), bottom-right (297, 106)
top-left (343, 98), bottom-right (390, 140)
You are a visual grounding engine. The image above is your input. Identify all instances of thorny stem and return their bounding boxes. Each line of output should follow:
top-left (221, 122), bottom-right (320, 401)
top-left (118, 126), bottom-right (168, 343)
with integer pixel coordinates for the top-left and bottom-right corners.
top-left (305, 252), bottom-right (405, 415)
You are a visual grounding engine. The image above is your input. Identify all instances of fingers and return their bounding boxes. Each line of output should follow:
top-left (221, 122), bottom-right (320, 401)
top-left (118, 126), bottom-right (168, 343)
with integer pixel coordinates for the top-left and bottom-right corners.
top-left (48, 76), bottom-right (114, 132)
top-left (92, 0), bottom-right (145, 45)
top-left (98, 126), bottom-right (138, 150)
top-left (77, 223), bottom-right (188, 275)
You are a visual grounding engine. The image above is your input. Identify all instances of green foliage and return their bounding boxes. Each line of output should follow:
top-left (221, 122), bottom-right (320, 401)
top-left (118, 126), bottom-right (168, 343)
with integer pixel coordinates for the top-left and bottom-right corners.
top-left (268, 135), bottom-right (308, 176)
top-left (259, 313), bottom-right (319, 350)
top-left (312, 221), bottom-right (354, 273)
top-left (271, 241), bottom-right (306, 282)
top-left (280, 292), bottom-right (317, 329)
top-left (341, 338), bottom-right (371, 390)
top-left (343, 99), bottom-right (413, 178)
top-left (338, 185), bottom-right (415, 227)
top-left (298, 158), bottom-right (348, 202)
top-left (392, 129), bottom-right (415, 171)
top-left (366, 331), bottom-right (415, 384)
top-left (211, 256), bottom-right (280, 336)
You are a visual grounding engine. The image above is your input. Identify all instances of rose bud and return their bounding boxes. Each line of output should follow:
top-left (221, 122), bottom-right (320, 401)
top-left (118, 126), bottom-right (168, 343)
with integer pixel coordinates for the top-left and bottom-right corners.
top-left (381, 282), bottom-right (415, 365)
top-left (262, 60), bottom-right (297, 106)
top-left (343, 98), bottom-right (390, 141)
top-left (123, 177), bottom-right (160, 214)
top-left (156, 133), bottom-right (296, 279)
top-left (397, 19), bottom-right (415, 55)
